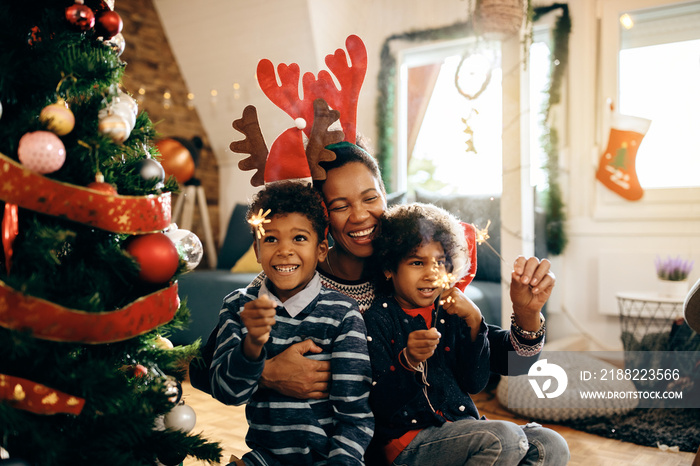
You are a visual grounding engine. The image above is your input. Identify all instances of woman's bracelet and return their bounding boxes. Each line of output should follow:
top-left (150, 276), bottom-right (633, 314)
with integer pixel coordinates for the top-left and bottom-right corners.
top-left (510, 312), bottom-right (546, 340)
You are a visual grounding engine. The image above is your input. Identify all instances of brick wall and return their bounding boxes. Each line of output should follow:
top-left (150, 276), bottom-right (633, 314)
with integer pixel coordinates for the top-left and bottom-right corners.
top-left (116, 0), bottom-right (220, 268)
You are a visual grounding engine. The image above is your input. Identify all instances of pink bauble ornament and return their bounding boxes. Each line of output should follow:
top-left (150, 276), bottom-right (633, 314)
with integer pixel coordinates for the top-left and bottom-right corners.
top-left (17, 131), bottom-right (66, 174)
top-left (125, 232), bottom-right (179, 284)
top-left (164, 403), bottom-right (196, 433)
top-left (40, 100), bottom-right (75, 136)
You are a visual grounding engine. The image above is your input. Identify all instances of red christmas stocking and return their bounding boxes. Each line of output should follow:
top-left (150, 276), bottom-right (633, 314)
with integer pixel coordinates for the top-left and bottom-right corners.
top-left (596, 112), bottom-right (651, 201)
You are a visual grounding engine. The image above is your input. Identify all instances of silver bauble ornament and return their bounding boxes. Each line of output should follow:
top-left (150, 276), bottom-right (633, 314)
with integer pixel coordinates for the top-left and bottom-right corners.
top-left (137, 157), bottom-right (165, 183)
top-left (165, 225), bottom-right (203, 271)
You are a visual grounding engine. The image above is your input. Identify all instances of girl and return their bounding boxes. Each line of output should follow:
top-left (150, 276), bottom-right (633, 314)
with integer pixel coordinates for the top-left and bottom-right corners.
top-left (363, 203), bottom-right (569, 466)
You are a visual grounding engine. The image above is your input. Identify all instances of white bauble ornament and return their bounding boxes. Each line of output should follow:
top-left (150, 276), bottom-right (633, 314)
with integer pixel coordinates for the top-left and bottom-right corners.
top-left (98, 113), bottom-right (131, 143)
top-left (163, 402), bottom-right (196, 433)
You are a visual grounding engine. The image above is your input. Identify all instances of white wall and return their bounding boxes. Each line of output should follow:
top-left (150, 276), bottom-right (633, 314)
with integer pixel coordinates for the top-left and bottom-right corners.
top-left (153, 0), bottom-right (700, 347)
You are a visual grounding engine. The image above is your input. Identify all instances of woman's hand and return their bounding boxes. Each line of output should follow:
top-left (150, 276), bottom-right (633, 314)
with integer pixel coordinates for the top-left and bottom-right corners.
top-left (510, 256), bottom-right (555, 331)
top-left (241, 294), bottom-right (276, 360)
top-left (406, 328), bottom-right (441, 366)
top-left (440, 286), bottom-right (483, 341)
top-left (260, 340), bottom-right (331, 399)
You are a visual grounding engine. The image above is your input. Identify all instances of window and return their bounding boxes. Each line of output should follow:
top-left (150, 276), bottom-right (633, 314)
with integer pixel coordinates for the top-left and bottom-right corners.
top-left (617, 1), bottom-right (700, 189)
top-left (397, 35), bottom-right (551, 198)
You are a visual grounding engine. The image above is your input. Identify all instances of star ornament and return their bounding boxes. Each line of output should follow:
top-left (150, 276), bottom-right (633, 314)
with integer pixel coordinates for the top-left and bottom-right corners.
top-left (248, 208), bottom-right (272, 239)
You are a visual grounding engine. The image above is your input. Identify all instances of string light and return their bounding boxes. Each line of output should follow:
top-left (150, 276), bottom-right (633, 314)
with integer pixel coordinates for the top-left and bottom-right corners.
top-left (162, 90), bottom-right (171, 110)
top-left (136, 87), bottom-right (146, 104)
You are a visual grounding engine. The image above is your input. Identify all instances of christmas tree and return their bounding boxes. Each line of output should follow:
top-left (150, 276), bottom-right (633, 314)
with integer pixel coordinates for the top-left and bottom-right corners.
top-left (0, 1), bottom-right (222, 464)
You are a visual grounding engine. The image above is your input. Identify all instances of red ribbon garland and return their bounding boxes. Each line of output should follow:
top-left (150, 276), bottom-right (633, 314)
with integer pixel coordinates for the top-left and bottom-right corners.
top-left (2, 202), bottom-right (18, 274)
top-left (0, 373), bottom-right (85, 415)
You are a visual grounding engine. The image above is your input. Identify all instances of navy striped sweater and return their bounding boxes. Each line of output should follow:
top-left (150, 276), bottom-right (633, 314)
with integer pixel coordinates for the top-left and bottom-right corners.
top-left (210, 285), bottom-right (374, 465)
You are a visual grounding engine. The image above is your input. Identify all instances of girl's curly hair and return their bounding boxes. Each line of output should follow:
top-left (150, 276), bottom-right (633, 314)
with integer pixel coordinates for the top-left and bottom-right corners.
top-left (247, 181), bottom-right (328, 241)
top-left (369, 203), bottom-right (469, 294)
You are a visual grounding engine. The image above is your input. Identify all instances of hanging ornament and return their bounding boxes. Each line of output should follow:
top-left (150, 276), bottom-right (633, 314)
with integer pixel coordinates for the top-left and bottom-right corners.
top-left (165, 224), bottom-right (203, 271)
top-left (2, 203), bottom-right (19, 275)
top-left (65, 1), bottom-right (96, 31)
top-left (87, 172), bottom-right (117, 195)
top-left (124, 232), bottom-right (179, 284)
top-left (98, 112), bottom-right (130, 143)
top-left (39, 99), bottom-right (75, 136)
top-left (17, 131), bottom-right (66, 174)
top-left (27, 26), bottom-right (41, 46)
top-left (95, 10), bottom-right (123, 39)
top-left (155, 335), bottom-right (174, 350)
top-left (164, 402), bottom-right (196, 433)
top-left (596, 111), bottom-right (651, 201)
top-left (155, 138), bottom-right (196, 184)
top-left (99, 93), bottom-right (137, 133)
top-left (104, 32), bottom-right (125, 56)
top-left (136, 157), bottom-right (165, 183)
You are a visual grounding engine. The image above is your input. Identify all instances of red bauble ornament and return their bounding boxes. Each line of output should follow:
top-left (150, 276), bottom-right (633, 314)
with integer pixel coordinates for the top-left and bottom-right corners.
top-left (65, 3), bottom-right (96, 31)
top-left (87, 181), bottom-right (117, 195)
top-left (125, 233), bottom-right (179, 284)
top-left (87, 172), bottom-right (118, 195)
top-left (95, 11), bottom-right (123, 39)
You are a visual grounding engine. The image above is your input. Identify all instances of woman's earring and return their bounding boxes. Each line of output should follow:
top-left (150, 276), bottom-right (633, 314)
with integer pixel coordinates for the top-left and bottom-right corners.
top-left (385, 274), bottom-right (391, 281)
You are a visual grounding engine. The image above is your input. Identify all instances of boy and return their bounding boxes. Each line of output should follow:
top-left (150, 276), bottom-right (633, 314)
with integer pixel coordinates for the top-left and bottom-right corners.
top-left (210, 181), bottom-right (374, 466)
top-left (364, 203), bottom-right (568, 466)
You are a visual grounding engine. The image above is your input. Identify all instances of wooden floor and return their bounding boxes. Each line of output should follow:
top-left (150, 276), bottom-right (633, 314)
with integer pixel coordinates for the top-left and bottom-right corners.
top-left (181, 380), bottom-right (697, 466)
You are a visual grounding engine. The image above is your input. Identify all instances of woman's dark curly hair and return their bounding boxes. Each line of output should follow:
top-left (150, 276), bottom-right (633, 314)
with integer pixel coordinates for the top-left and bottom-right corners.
top-left (370, 203), bottom-right (469, 294)
top-left (248, 181), bottom-right (328, 241)
top-left (313, 141), bottom-right (386, 195)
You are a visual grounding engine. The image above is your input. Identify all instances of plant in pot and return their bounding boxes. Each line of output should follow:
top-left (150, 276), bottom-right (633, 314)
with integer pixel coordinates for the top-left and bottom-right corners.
top-left (655, 255), bottom-right (694, 297)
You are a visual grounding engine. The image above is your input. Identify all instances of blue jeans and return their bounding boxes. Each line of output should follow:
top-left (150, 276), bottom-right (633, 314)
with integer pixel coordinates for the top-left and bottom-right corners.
top-left (392, 419), bottom-right (570, 466)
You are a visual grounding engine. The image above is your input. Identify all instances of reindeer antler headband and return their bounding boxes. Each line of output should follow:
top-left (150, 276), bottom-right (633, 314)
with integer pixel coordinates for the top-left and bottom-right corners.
top-left (230, 35), bottom-right (368, 187)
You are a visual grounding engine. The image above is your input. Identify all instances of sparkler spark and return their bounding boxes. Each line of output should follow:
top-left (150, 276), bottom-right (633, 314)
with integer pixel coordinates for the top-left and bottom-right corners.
top-left (472, 220), bottom-right (508, 265)
top-left (474, 220), bottom-right (491, 245)
top-left (248, 208), bottom-right (272, 239)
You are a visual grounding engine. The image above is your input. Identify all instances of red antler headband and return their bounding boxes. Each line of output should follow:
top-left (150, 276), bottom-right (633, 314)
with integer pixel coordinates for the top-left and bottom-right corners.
top-left (230, 35), bottom-right (367, 187)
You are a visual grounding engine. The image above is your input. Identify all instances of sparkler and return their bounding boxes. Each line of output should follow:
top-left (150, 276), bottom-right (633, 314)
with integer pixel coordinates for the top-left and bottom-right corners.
top-left (248, 208), bottom-right (271, 239)
top-left (432, 262), bottom-right (459, 314)
top-left (473, 220), bottom-right (507, 265)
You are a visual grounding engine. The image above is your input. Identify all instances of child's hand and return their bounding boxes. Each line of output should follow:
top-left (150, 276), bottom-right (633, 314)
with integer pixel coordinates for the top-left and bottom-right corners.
top-left (440, 287), bottom-right (482, 341)
top-left (510, 256), bottom-right (554, 332)
top-left (406, 328), bottom-right (441, 366)
top-left (241, 294), bottom-right (276, 360)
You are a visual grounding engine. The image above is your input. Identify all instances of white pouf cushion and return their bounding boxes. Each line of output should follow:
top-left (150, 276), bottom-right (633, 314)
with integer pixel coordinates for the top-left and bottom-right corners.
top-left (497, 352), bottom-right (638, 422)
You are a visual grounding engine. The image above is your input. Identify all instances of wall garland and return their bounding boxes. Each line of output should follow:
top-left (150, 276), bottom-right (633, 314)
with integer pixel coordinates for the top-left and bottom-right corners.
top-left (375, 3), bottom-right (571, 255)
